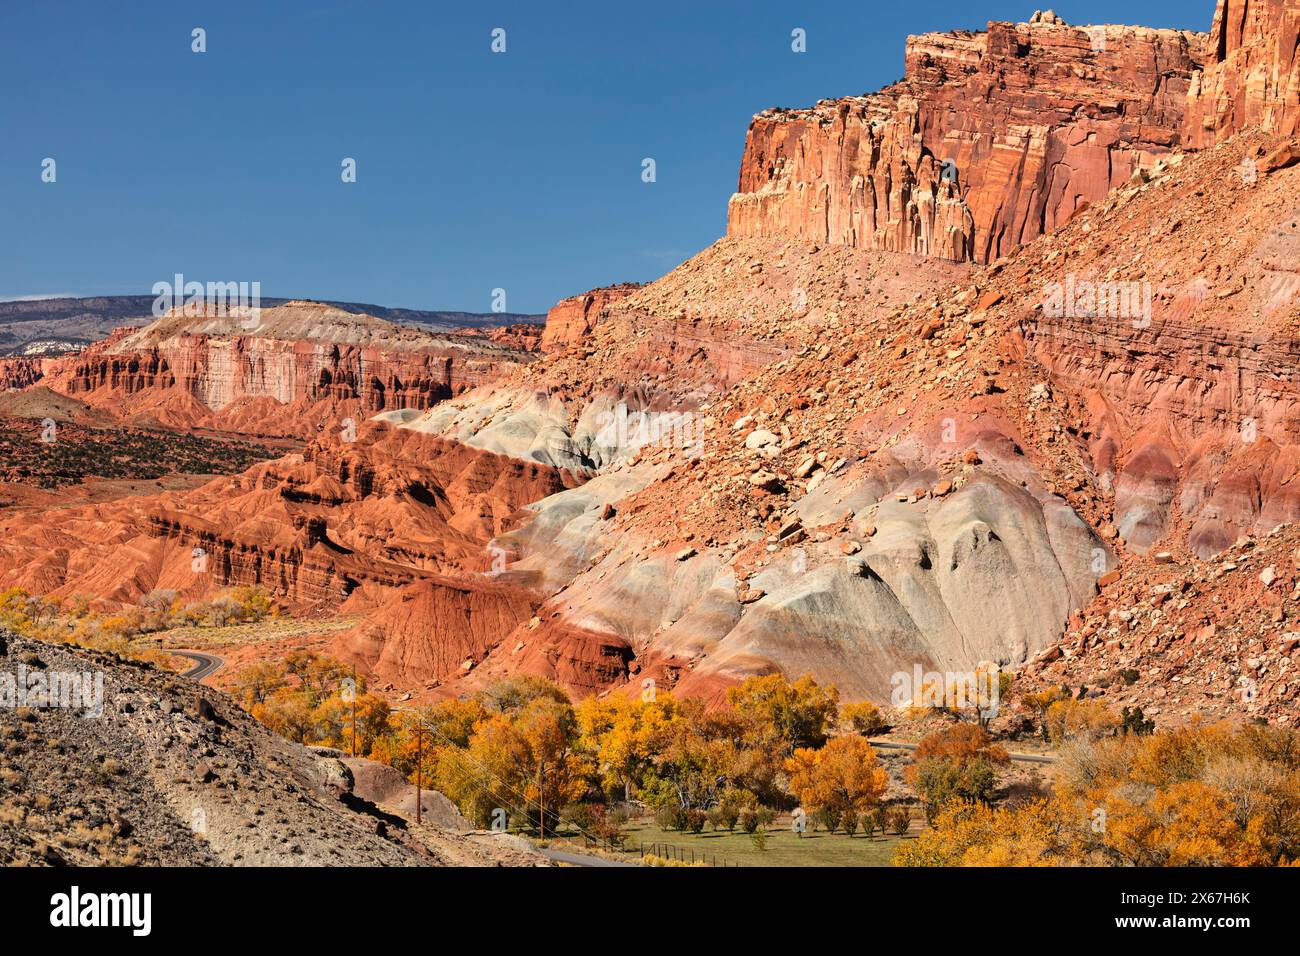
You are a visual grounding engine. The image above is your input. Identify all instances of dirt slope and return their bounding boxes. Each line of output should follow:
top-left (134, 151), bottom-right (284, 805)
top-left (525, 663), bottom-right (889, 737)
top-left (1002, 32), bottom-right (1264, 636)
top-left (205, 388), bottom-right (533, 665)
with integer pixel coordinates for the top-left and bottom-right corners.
top-left (0, 631), bottom-right (543, 866)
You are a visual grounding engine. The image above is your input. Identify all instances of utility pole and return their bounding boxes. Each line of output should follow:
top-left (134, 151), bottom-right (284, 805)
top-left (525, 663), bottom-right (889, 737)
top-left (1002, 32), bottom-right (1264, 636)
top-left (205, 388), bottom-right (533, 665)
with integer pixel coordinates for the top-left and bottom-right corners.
top-left (537, 760), bottom-right (544, 839)
top-left (414, 724), bottom-right (424, 826)
top-left (350, 665), bottom-right (357, 757)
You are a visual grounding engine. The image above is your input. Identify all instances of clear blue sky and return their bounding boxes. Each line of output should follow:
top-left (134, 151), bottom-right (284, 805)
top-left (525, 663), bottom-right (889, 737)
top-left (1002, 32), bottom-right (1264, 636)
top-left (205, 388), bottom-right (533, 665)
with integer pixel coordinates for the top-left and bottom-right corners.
top-left (1, 0), bottom-right (1211, 314)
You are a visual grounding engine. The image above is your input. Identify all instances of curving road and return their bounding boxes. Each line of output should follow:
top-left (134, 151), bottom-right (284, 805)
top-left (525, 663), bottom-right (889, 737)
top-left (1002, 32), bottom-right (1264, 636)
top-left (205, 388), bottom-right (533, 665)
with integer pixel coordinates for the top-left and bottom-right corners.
top-left (868, 738), bottom-right (1056, 765)
top-left (173, 650), bottom-right (224, 682)
top-left (538, 848), bottom-right (637, 868)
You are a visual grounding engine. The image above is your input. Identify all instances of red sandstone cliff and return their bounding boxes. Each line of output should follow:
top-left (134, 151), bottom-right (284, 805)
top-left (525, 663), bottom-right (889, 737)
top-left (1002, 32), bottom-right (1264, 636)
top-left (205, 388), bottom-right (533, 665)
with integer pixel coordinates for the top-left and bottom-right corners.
top-left (541, 284), bottom-right (642, 351)
top-left (1186, 0), bottom-right (1300, 146)
top-left (0, 358), bottom-right (43, 391)
top-left (31, 301), bottom-right (534, 439)
top-left (728, 15), bottom-right (1204, 263)
top-left (0, 423), bottom-right (576, 689)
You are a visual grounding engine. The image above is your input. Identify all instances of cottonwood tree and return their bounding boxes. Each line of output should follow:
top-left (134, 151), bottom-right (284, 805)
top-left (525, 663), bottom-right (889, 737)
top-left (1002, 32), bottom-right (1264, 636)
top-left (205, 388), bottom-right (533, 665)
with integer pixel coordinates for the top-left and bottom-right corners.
top-left (785, 735), bottom-right (888, 830)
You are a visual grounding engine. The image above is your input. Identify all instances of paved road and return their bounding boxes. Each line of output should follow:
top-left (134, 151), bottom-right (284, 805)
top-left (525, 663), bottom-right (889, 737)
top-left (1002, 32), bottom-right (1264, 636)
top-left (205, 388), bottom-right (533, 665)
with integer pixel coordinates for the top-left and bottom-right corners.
top-left (173, 650), bottom-right (224, 681)
top-left (868, 738), bottom-right (1056, 765)
top-left (539, 848), bottom-right (637, 868)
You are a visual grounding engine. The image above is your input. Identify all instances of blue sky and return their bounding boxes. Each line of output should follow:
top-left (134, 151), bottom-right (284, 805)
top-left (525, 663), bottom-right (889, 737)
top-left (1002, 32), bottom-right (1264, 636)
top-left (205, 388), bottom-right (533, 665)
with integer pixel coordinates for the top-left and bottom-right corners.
top-left (1, 0), bottom-right (1211, 313)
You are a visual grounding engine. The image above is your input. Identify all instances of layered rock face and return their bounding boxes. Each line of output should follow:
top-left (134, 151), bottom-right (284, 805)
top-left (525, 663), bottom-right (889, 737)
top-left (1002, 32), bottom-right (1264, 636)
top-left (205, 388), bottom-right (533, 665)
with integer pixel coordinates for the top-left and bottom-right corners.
top-left (431, 126), bottom-right (1300, 715)
top-left (34, 302), bottom-right (533, 439)
top-left (1185, 0), bottom-right (1300, 146)
top-left (728, 17), bottom-right (1204, 263)
top-left (395, 238), bottom-right (966, 474)
top-left (1023, 313), bottom-right (1300, 558)
top-left (541, 284), bottom-right (641, 351)
top-left (0, 423), bottom-right (573, 687)
top-left (461, 450), bottom-right (1106, 704)
top-left (18, 4), bottom-right (1300, 722)
top-left (0, 358), bottom-right (43, 391)
top-left (59, 338), bottom-right (463, 412)
top-left (1014, 130), bottom-right (1300, 560)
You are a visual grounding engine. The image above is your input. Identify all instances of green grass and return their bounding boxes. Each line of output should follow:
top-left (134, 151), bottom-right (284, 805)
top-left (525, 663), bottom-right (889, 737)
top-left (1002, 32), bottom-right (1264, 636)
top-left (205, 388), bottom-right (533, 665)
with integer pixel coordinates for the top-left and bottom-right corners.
top-left (554, 817), bottom-right (913, 867)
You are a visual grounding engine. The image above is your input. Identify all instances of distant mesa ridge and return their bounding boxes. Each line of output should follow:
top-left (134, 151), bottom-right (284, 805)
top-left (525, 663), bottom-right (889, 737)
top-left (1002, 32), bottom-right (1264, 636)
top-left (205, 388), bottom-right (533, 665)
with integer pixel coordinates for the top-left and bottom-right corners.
top-left (0, 293), bottom-right (543, 329)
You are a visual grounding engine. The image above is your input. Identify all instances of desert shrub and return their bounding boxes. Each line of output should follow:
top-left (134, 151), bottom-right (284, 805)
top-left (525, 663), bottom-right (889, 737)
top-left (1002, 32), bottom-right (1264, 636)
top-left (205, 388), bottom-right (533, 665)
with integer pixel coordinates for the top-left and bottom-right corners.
top-left (561, 802), bottom-right (598, 835)
top-left (656, 804), bottom-right (688, 832)
top-left (814, 805), bottom-right (842, 833)
top-left (562, 803), bottom-right (627, 848)
top-left (887, 807), bottom-right (911, 835)
top-left (1120, 706), bottom-right (1156, 737)
top-left (714, 787), bottom-right (755, 831)
top-left (868, 807), bottom-right (887, 836)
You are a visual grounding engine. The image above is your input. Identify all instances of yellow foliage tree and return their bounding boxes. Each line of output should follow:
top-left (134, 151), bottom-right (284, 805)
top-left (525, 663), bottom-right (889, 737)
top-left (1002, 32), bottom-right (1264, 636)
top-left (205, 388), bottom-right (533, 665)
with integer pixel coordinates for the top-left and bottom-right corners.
top-left (785, 735), bottom-right (888, 825)
top-left (727, 673), bottom-right (839, 753)
top-left (575, 693), bottom-right (679, 802)
top-left (1103, 781), bottom-right (1264, 867)
top-left (841, 700), bottom-right (887, 736)
top-left (437, 695), bottom-right (591, 833)
top-left (1044, 697), bottom-right (1119, 744)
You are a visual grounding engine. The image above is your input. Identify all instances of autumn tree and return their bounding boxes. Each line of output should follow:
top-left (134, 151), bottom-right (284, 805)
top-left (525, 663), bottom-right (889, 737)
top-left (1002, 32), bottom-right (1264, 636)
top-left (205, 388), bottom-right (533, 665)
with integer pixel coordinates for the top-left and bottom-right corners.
top-left (785, 735), bottom-right (888, 830)
top-left (281, 651), bottom-right (351, 703)
top-left (575, 693), bottom-right (679, 802)
top-left (894, 799), bottom-right (1079, 866)
top-left (1102, 781), bottom-right (1260, 867)
top-left (912, 724), bottom-right (1009, 766)
top-left (925, 723), bottom-right (1300, 868)
top-left (313, 691), bottom-right (393, 754)
top-left (643, 697), bottom-right (744, 811)
top-left (906, 725), bottom-right (1010, 821)
top-left (1043, 698), bottom-right (1119, 744)
top-left (437, 693), bottom-right (591, 834)
top-left (252, 691), bottom-right (318, 744)
top-left (233, 661), bottom-right (285, 708)
top-left (841, 700), bottom-right (887, 736)
top-left (727, 673), bottom-right (839, 753)
top-left (478, 674), bottom-right (571, 715)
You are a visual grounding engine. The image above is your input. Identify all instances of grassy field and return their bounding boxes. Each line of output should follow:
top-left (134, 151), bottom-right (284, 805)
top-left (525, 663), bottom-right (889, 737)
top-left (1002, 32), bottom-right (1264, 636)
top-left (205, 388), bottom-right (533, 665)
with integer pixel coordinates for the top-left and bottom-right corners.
top-left (140, 615), bottom-right (361, 654)
top-left (554, 817), bottom-right (913, 867)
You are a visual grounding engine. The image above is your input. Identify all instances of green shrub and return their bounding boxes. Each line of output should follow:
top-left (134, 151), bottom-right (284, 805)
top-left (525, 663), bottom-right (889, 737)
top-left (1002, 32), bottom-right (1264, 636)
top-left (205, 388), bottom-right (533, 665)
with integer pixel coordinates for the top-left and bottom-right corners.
top-left (655, 804), bottom-right (687, 832)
